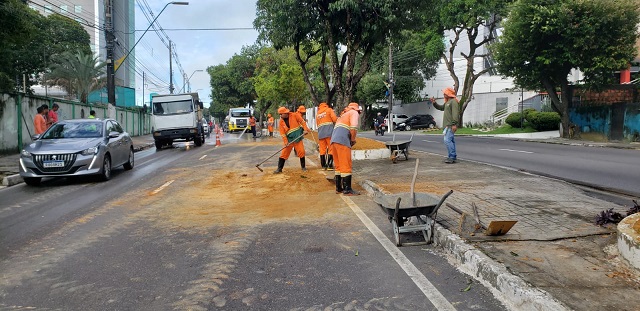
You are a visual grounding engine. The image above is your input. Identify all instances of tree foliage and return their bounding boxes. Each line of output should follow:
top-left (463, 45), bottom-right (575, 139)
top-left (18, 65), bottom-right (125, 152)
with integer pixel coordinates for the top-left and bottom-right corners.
top-left (492, 0), bottom-right (640, 136)
top-left (254, 0), bottom-right (436, 110)
top-left (436, 0), bottom-right (514, 126)
top-left (48, 50), bottom-right (106, 103)
top-left (207, 45), bottom-right (259, 114)
top-left (0, 1), bottom-right (91, 92)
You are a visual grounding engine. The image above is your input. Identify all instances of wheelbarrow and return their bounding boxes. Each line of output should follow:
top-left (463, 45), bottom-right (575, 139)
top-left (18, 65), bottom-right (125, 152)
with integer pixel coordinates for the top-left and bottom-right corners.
top-left (373, 158), bottom-right (453, 246)
top-left (375, 190), bottom-right (453, 246)
top-left (385, 133), bottom-right (414, 163)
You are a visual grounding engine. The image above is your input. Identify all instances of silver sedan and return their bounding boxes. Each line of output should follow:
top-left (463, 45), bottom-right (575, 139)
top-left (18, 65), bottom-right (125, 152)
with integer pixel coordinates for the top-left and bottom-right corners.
top-left (19, 119), bottom-right (134, 186)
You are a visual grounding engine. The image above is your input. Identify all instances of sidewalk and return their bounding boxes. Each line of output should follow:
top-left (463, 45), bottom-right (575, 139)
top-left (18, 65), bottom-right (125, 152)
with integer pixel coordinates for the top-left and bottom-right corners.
top-left (0, 134), bottom-right (155, 187)
top-left (353, 151), bottom-right (640, 310)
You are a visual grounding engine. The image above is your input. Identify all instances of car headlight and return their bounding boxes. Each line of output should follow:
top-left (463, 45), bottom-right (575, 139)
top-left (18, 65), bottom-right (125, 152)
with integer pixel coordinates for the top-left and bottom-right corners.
top-left (81, 146), bottom-right (98, 156)
top-left (20, 149), bottom-right (31, 158)
top-left (399, 123), bottom-right (405, 126)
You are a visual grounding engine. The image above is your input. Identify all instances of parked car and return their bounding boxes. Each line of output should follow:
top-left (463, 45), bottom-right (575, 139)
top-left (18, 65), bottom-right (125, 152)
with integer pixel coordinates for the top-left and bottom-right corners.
top-left (19, 119), bottom-right (134, 186)
top-left (202, 119), bottom-right (210, 135)
top-left (395, 114), bottom-right (437, 131)
top-left (385, 114), bottom-right (409, 127)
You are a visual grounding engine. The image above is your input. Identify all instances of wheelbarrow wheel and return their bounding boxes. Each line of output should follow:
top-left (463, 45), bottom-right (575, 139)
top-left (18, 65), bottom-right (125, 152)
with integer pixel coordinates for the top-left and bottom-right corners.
top-left (393, 218), bottom-right (402, 246)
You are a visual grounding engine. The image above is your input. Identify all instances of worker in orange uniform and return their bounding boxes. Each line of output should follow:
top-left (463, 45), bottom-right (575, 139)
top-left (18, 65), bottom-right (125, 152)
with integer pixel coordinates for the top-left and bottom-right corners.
top-left (274, 107), bottom-right (310, 174)
top-left (249, 115), bottom-right (257, 138)
top-left (330, 103), bottom-right (362, 195)
top-left (297, 105), bottom-right (307, 121)
top-left (316, 102), bottom-right (337, 170)
top-left (267, 113), bottom-right (275, 137)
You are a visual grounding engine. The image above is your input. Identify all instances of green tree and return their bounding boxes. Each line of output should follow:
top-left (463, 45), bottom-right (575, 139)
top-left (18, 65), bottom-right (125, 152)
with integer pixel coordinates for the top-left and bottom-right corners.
top-left (255, 0), bottom-right (435, 110)
top-left (253, 47), bottom-right (309, 117)
top-left (207, 45), bottom-right (259, 113)
top-left (0, 0), bottom-right (37, 91)
top-left (48, 50), bottom-right (106, 103)
top-left (492, 0), bottom-right (640, 136)
top-left (437, 0), bottom-right (513, 126)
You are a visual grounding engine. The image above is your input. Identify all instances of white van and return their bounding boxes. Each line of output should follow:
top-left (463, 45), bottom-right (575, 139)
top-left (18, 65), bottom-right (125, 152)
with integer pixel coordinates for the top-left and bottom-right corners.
top-left (386, 113), bottom-right (409, 126)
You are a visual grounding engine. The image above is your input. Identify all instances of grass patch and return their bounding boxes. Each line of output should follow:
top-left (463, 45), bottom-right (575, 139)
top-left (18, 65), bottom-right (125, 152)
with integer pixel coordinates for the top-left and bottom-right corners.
top-left (445, 125), bottom-right (537, 135)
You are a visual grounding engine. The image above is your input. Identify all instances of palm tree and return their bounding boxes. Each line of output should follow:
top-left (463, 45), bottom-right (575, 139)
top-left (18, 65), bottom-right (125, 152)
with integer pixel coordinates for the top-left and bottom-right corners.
top-left (47, 50), bottom-right (105, 103)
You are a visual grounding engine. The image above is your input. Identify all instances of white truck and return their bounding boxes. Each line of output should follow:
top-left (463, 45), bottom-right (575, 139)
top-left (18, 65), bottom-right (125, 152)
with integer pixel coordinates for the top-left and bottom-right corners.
top-left (225, 107), bottom-right (252, 132)
top-left (151, 93), bottom-right (206, 149)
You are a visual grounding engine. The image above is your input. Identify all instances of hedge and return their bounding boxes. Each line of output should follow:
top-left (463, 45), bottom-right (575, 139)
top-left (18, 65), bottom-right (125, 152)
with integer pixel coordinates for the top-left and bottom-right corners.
top-left (528, 111), bottom-right (560, 131)
top-left (505, 112), bottom-right (523, 128)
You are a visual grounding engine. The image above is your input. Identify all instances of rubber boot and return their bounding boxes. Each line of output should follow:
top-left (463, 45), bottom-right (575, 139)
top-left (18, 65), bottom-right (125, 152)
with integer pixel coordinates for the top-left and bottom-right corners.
top-left (273, 158), bottom-right (286, 174)
top-left (320, 155), bottom-right (327, 170)
top-left (327, 155), bottom-right (335, 171)
top-left (342, 175), bottom-right (360, 196)
top-left (334, 175), bottom-right (343, 194)
top-left (300, 157), bottom-right (307, 171)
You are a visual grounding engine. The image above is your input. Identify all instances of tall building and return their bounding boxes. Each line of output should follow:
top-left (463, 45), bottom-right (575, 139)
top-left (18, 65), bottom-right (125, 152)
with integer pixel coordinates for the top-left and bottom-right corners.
top-left (28, 0), bottom-right (135, 89)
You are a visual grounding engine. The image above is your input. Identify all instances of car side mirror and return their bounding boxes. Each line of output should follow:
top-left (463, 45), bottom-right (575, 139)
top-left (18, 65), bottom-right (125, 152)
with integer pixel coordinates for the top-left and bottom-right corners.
top-left (109, 131), bottom-right (120, 139)
top-left (31, 134), bottom-right (41, 140)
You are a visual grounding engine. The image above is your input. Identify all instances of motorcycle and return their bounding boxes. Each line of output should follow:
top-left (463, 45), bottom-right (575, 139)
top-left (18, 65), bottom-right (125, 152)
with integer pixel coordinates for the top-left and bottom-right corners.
top-left (374, 120), bottom-right (387, 136)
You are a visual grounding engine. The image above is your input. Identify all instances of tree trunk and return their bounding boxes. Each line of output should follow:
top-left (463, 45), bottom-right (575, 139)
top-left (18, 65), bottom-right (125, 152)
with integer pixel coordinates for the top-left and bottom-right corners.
top-left (541, 77), bottom-right (568, 137)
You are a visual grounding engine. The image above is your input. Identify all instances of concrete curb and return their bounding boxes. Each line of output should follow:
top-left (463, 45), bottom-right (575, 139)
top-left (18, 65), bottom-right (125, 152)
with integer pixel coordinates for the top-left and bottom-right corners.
top-left (360, 179), bottom-right (570, 311)
top-left (2, 174), bottom-right (23, 187)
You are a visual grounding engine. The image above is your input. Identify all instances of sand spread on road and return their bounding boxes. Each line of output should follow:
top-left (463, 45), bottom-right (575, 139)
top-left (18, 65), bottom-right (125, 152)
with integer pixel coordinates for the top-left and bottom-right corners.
top-left (152, 169), bottom-right (351, 229)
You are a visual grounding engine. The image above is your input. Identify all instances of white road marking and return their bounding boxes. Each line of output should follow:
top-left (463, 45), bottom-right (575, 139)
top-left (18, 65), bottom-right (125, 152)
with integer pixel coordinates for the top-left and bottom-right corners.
top-left (341, 196), bottom-right (457, 311)
top-left (152, 180), bottom-right (174, 195)
top-left (199, 155), bottom-right (208, 160)
top-left (499, 148), bottom-right (534, 154)
top-left (421, 140), bottom-right (437, 143)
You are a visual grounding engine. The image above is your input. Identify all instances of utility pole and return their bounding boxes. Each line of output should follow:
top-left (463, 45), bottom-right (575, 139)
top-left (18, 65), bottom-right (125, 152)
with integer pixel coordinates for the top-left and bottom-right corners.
top-left (388, 42), bottom-right (394, 134)
top-left (105, 0), bottom-right (116, 106)
top-left (142, 71), bottom-right (145, 107)
top-left (183, 72), bottom-right (187, 94)
top-left (169, 40), bottom-right (174, 94)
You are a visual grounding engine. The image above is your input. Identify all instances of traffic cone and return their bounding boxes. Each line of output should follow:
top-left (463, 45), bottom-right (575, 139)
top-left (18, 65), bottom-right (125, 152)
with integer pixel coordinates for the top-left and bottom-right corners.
top-left (216, 131), bottom-right (222, 146)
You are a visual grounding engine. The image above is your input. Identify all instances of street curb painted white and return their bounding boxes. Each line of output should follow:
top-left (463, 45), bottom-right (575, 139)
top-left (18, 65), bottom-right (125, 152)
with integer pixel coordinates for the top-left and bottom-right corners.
top-left (360, 179), bottom-right (570, 311)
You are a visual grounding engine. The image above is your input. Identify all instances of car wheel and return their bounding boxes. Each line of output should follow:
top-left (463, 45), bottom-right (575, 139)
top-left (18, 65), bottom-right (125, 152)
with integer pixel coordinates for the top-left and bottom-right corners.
top-left (405, 125), bottom-right (412, 131)
top-left (23, 177), bottom-right (41, 186)
top-left (123, 148), bottom-right (134, 170)
top-left (100, 155), bottom-right (112, 181)
top-left (429, 123), bottom-right (435, 129)
top-left (155, 140), bottom-right (163, 150)
top-left (194, 133), bottom-right (203, 146)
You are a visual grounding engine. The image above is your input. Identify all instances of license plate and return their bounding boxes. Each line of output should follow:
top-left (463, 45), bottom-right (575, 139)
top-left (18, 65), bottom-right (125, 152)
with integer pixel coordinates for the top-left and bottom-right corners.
top-left (43, 160), bottom-right (65, 168)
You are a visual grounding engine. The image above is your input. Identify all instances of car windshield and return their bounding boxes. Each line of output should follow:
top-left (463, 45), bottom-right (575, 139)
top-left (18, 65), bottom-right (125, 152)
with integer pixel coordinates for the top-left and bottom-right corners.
top-left (231, 110), bottom-right (251, 117)
top-left (41, 122), bottom-right (103, 139)
top-left (153, 100), bottom-right (192, 115)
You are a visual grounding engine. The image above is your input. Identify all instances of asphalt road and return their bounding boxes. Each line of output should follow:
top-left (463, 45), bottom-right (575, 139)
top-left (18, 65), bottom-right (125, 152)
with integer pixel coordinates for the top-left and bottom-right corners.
top-left (362, 131), bottom-right (640, 197)
top-left (0, 135), bottom-right (504, 310)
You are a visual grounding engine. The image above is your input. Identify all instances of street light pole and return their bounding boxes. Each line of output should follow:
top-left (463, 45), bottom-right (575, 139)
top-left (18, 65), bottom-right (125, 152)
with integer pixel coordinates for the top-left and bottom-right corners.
top-left (107, 1), bottom-right (188, 102)
top-left (179, 69), bottom-right (203, 93)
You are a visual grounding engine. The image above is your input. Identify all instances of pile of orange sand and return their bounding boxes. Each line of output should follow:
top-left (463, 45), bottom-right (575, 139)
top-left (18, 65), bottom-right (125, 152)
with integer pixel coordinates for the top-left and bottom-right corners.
top-left (306, 131), bottom-right (386, 150)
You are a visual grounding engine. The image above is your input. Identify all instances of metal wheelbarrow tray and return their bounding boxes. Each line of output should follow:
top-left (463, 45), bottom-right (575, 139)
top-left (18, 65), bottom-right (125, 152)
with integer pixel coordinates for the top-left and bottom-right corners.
top-left (374, 190), bottom-right (453, 246)
top-left (384, 133), bottom-right (414, 163)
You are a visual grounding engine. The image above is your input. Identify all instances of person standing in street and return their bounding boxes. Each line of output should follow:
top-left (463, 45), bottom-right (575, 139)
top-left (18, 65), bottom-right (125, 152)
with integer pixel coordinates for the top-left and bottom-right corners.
top-left (267, 113), bottom-right (274, 137)
top-left (316, 102), bottom-right (337, 170)
top-left (330, 102), bottom-right (362, 195)
top-left (34, 106), bottom-right (47, 135)
top-left (297, 105), bottom-right (307, 121)
top-left (249, 115), bottom-right (257, 138)
top-left (41, 105), bottom-right (52, 129)
top-left (430, 87), bottom-right (461, 163)
top-left (88, 110), bottom-right (96, 119)
top-left (274, 107), bottom-right (310, 174)
top-left (48, 103), bottom-right (59, 125)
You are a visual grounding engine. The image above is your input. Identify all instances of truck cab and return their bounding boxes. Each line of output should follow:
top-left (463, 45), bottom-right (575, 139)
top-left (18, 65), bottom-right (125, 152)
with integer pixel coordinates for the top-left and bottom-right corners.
top-left (151, 93), bottom-right (205, 149)
top-left (226, 107), bottom-right (252, 132)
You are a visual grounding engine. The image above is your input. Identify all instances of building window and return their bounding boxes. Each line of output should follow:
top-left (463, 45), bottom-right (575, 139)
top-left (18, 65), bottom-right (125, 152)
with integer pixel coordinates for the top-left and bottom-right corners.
top-left (60, 5), bottom-right (68, 13)
top-left (44, 5), bottom-right (53, 14)
top-left (496, 97), bottom-right (508, 112)
top-left (75, 5), bottom-right (82, 13)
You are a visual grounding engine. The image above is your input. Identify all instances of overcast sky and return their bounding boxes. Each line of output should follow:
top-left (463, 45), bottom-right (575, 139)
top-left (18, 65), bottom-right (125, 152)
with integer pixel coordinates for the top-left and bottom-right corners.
top-left (134, 0), bottom-right (259, 107)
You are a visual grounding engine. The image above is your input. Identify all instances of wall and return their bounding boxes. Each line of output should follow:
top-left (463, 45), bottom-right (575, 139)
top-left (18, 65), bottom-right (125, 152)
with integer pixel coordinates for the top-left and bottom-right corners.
top-left (0, 93), bottom-right (152, 154)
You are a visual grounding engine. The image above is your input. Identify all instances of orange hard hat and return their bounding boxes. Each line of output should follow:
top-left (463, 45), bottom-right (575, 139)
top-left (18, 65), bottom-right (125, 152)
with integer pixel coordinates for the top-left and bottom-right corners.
top-left (297, 105), bottom-right (306, 113)
top-left (277, 107), bottom-right (289, 114)
top-left (267, 113), bottom-right (272, 117)
top-left (348, 102), bottom-right (362, 112)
